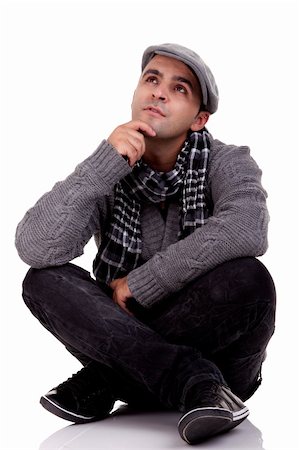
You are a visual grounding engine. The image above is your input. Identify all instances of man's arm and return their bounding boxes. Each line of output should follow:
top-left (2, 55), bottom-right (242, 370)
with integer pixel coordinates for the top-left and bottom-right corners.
top-left (15, 120), bottom-right (156, 268)
top-left (127, 141), bottom-right (269, 308)
top-left (15, 140), bottom-right (131, 268)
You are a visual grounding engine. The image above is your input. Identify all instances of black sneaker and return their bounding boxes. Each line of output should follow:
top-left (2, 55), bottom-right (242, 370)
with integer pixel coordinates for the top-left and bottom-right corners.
top-left (40, 362), bottom-right (115, 423)
top-left (178, 382), bottom-right (249, 444)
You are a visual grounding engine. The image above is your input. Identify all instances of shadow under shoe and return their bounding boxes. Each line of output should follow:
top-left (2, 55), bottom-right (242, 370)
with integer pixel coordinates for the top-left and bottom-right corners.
top-left (178, 383), bottom-right (249, 444)
top-left (40, 362), bottom-right (115, 423)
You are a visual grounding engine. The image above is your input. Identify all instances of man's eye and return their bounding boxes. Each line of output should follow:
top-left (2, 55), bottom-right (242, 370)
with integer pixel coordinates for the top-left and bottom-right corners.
top-left (175, 85), bottom-right (187, 94)
top-left (146, 77), bottom-right (158, 84)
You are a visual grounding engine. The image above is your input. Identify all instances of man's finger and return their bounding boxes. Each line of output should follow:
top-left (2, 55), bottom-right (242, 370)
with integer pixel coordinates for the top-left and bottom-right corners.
top-left (116, 297), bottom-right (134, 316)
top-left (127, 120), bottom-right (156, 137)
top-left (110, 280), bottom-right (117, 290)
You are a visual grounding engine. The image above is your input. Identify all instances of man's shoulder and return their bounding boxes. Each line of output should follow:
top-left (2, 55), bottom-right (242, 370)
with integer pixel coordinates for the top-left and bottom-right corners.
top-left (209, 137), bottom-right (251, 165)
top-left (210, 137), bottom-right (250, 154)
top-left (208, 137), bottom-right (262, 185)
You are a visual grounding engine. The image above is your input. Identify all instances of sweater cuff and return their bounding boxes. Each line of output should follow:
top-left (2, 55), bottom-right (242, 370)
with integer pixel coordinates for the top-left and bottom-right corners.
top-left (127, 263), bottom-right (167, 309)
top-left (82, 140), bottom-right (131, 187)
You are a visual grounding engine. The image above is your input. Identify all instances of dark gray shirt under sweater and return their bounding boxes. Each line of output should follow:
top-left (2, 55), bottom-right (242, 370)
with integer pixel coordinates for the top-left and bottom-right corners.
top-left (15, 137), bottom-right (269, 309)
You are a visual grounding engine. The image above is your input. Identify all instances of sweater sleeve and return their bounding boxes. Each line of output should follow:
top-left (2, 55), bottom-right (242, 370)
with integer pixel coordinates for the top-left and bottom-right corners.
top-left (15, 140), bottom-right (131, 268)
top-left (127, 142), bottom-right (269, 308)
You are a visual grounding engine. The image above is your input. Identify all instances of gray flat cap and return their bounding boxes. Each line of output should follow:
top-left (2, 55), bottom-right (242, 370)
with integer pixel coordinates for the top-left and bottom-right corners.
top-left (142, 43), bottom-right (219, 114)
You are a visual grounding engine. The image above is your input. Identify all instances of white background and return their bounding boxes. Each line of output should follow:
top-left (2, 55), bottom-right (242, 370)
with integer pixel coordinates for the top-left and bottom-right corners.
top-left (1, 0), bottom-right (299, 449)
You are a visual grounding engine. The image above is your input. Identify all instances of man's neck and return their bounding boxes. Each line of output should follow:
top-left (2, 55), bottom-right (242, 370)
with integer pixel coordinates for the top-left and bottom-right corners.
top-left (143, 135), bottom-right (187, 172)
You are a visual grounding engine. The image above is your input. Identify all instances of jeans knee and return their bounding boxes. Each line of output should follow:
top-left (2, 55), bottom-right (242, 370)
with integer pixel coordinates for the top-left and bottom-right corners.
top-left (22, 263), bottom-right (76, 292)
top-left (233, 258), bottom-right (276, 308)
top-left (22, 267), bottom-right (44, 310)
top-left (251, 259), bottom-right (276, 302)
top-left (22, 267), bottom-right (38, 298)
top-left (22, 266), bottom-right (64, 330)
top-left (23, 266), bottom-right (51, 296)
top-left (22, 265), bottom-right (64, 311)
top-left (240, 258), bottom-right (276, 331)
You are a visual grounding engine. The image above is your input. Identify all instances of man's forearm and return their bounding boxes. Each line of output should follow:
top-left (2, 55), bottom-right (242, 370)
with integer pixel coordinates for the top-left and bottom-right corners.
top-left (127, 143), bottom-right (269, 308)
top-left (15, 140), bottom-right (131, 267)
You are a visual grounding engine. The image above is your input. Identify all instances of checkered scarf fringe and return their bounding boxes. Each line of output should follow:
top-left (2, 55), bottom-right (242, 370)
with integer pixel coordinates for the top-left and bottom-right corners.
top-left (93, 129), bottom-right (211, 284)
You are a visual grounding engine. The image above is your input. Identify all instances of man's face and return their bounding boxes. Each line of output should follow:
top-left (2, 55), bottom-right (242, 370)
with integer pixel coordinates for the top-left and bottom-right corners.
top-left (131, 55), bottom-right (205, 141)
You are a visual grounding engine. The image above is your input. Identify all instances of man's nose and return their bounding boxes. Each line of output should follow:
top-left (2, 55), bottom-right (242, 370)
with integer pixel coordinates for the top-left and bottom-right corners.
top-left (152, 86), bottom-right (167, 101)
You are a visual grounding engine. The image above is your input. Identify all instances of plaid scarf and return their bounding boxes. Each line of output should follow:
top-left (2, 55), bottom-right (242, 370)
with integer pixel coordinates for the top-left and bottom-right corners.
top-left (93, 129), bottom-right (211, 284)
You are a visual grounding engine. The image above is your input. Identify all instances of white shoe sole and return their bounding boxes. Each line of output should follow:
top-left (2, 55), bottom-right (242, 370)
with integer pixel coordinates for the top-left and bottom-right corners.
top-left (178, 405), bottom-right (249, 444)
top-left (40, 395), bottom-right (97, 423)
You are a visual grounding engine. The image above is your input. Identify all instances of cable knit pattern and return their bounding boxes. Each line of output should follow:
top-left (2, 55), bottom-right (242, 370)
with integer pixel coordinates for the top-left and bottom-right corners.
top-left (15, 138), bottom-right (269, 308)
top-left (15, 141), bottom-right (131, 267)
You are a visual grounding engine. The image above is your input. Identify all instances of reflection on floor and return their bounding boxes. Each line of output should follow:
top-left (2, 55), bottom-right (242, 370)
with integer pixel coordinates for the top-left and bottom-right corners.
top-left (39, 403), bottom-right (264, 450)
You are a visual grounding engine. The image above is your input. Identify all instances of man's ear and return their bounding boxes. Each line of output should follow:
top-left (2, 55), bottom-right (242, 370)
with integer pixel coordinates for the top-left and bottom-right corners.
top-left (190, 111), bottom-right (210, 132)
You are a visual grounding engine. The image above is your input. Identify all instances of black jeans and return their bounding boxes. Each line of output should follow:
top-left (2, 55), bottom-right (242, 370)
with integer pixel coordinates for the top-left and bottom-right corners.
top-left (22, 257), bottom-right (276, 411)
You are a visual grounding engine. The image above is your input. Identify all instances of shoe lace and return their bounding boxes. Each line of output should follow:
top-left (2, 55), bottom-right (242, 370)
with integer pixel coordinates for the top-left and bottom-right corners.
top-left (186, 381), bottom-right (221, 409)
top-left (199, 381), bottom-right (221, 405)
top-left (57, 363), bottom-right (105, 397)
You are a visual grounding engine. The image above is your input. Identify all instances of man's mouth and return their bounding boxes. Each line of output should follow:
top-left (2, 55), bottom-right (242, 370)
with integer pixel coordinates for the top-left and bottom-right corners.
top-left (144, 106), bottom-right (166, 117)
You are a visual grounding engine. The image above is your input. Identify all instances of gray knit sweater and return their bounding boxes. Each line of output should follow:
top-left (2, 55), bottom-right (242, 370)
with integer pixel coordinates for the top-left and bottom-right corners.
top-left (15, 137), bottom-right (269, 309)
